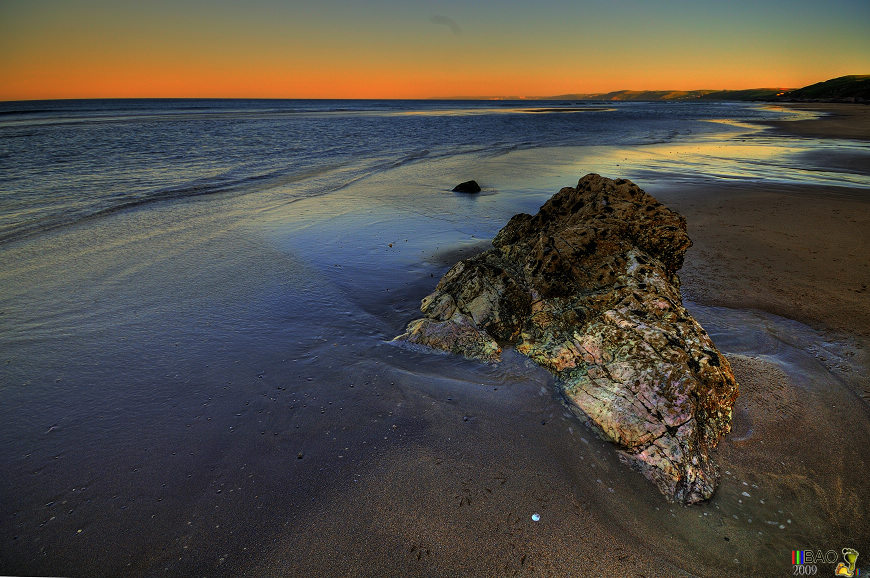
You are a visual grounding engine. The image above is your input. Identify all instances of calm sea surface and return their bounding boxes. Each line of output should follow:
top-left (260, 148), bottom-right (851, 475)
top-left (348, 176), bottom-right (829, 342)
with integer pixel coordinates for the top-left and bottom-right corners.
top-left (1, 99), bottom-right (868, 576)
top-left (1, 98), bottom-right (844, 244)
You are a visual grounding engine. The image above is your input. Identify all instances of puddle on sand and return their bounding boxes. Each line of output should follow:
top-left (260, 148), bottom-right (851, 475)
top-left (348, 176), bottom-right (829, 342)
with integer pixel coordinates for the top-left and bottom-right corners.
top-left (568, 303), bottom-right (870, 576)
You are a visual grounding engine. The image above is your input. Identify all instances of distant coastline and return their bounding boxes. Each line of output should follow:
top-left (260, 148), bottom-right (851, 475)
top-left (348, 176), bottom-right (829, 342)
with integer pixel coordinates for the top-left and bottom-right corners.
top-left (439, 74), bottom-right (870, 103)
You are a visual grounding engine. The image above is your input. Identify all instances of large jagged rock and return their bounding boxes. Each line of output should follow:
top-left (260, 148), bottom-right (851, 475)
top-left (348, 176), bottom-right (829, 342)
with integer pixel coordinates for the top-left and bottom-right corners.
top-left (396, 174), bottom-right (739, 503)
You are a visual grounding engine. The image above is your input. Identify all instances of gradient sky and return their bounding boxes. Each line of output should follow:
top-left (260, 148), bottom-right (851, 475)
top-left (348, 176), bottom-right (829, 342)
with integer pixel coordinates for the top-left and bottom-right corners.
top-left (2, 0), bottom-right (869, 100)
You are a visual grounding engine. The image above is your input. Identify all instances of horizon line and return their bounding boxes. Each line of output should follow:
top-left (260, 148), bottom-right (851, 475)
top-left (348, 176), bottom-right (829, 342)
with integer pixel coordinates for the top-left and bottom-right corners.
top-left (0, 90), bottom-right (799, 105)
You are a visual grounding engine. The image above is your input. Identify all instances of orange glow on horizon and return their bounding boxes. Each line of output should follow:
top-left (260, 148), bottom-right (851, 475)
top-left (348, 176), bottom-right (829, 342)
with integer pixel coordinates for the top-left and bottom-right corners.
top-left (1, 55), bottom-right (848, 102)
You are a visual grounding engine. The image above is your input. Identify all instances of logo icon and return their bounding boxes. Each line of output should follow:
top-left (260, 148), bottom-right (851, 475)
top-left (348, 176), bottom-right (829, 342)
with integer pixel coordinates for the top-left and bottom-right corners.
top-left (835, 548), bottom-right (860, 577)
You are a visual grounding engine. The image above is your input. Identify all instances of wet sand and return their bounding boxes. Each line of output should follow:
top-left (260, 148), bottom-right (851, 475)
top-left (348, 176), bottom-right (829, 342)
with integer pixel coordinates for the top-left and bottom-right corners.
top-left (761, 103), bottom-right (870, 141)
top-left (662, 181), bottom-right (869, 358)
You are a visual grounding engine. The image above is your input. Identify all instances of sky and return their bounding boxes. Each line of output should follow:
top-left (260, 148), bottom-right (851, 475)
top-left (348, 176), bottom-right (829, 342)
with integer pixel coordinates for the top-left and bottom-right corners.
top-left (1, 0), bottom-right (869, 100)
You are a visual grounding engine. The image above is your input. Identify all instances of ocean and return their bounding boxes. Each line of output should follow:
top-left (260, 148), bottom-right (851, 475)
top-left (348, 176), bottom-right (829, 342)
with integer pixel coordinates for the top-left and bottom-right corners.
top-left (1, 99), bottom-right (868, 575)
top-left (5, 98), bottom-right (867, 244)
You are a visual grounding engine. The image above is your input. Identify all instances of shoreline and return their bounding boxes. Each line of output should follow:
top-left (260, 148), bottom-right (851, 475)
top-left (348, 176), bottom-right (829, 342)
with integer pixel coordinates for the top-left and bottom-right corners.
top-left (650, 101), bottom-right (870, 411)
top-left (659, 103), bottom-right (870, 402)
top-left (757, 102), bottom-right (870, 140)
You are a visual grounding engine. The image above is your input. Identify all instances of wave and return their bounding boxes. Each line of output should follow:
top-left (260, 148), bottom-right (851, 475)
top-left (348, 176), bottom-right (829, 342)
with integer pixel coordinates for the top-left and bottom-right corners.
top-left (0, 166), bottom-right (329, 244)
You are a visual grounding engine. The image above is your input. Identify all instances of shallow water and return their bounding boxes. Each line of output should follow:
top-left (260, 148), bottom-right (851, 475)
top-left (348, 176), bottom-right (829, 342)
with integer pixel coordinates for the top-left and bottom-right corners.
top-left (2, 98), bottom-right (794, 244)
top-left (2, 102), bottom-right (869, 575)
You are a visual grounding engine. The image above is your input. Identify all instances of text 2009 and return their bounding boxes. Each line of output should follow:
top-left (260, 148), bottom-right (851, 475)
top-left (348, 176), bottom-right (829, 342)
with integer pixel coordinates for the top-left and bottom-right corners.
top-left (793, 565), bottom-right (817, 575)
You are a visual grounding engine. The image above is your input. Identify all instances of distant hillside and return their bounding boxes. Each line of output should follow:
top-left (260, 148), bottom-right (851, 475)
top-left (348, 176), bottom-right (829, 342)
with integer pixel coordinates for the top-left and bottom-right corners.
top-left (699, 88), bottom-right (789, 101)
top-left (547, 88), bottom-right (788, 102)
top-left (564, 90), bottom-right (717, 101)
top-left (548, 90), bottom-right (715, 101)
top-left (778, 75), bottom-right (870, 101)
top-left (544, 75), bottom-right (868, 102)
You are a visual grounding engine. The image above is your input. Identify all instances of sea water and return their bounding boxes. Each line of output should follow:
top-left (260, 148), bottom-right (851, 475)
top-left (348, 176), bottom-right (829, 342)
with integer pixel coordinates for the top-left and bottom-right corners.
top-left (1, 99), bottom-right (868, 575)
top-left (6, 98), bottom-right (867, 244)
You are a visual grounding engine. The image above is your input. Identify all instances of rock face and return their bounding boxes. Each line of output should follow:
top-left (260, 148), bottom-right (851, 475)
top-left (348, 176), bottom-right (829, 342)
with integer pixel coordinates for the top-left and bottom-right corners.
top-left (452, 180), bottom-right (481, 193)
top-left (396, 174), bottom-right (739, 503)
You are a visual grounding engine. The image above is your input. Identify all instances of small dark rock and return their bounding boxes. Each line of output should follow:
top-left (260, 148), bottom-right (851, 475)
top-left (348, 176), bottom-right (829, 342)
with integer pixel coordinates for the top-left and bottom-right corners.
top-left (453, 180), bottom-right (481, 193)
